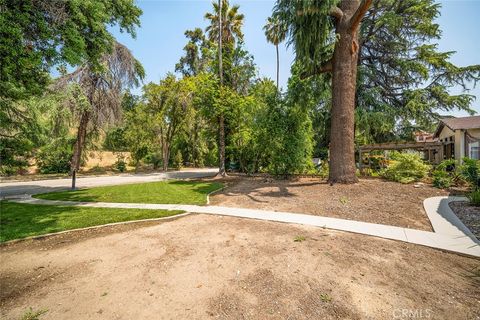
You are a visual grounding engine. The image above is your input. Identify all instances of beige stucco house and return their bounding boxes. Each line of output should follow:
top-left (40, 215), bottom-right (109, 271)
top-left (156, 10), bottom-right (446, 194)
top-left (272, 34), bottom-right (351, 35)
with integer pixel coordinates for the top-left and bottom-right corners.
top-left (434, 115), bottom-right (480, 162)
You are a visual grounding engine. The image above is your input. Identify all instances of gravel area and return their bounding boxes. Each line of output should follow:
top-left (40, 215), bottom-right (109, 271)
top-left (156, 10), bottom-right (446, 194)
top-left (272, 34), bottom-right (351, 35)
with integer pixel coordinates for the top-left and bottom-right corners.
top-left (449, 201), bottom-right (480, 240)
top-left (211, 177), bottom-right (449, 231)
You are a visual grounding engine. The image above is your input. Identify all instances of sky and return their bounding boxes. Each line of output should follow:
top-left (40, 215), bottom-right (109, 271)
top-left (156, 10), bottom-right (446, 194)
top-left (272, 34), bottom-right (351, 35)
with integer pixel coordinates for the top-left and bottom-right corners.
top-left (112, 0), bottom-right (480, 116)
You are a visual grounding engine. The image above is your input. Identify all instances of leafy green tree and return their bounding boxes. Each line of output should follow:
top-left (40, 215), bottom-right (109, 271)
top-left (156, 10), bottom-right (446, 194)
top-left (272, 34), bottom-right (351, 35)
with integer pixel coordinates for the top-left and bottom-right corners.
top-left (0, 99), bottom-right (41, 175)
top-left (175, 28), bottom-right (213, 77)
top-left (231, 79), bottom-right (277, 173)
top-left (357, 0), bottom-right (480, 136)
top-left (57, 42), bottom-right (144, 173)
top-left (1, 0), bottom-right (142, 175)
top-left (285, 63), bottom-right (332, 158)
top-left (263, 16), bottom-right (287, 90)
top-left (0, 88), bottom-right (73, 175)
top-left (205, 0), bottom-right (246, 176)
top-left (273, 0), bottom-right (373, 183)
top-left (1, 0), bottom-right (141, 102)
top-left (36, 137), bottom-right (75, 174)
top-left (228, 43), bottom-right (257, 94)
top-left (266, 102), bottom-right (314, 176)
top-left (123, 103), bottom-right (153, 171)
top-left (143, 75), bottom-right (194, 171)
top-left (173, 74), bottom-right (218, 168)
top-left (104, 127), bottom-right (128, 153)
top-left (272, 0), bottom-right (480, 183)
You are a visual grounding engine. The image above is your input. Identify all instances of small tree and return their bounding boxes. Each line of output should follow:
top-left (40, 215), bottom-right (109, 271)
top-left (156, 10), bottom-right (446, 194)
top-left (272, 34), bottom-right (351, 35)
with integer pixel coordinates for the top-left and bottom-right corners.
top-left (174, 150), bottom-right (184, 170)
top-left (57, 42), bottom-right (144, 173)
top-left (144, 75), bottom-right (193, 171)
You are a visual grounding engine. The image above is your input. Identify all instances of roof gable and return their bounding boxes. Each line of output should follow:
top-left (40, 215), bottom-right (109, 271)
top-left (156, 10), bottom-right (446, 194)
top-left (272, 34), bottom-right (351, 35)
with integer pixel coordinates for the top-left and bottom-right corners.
top-left (434, 115), bottom-right (480, 137)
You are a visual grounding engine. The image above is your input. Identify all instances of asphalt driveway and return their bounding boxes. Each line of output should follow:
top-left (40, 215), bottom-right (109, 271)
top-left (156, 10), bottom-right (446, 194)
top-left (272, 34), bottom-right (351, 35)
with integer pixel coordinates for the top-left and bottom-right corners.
top-left (0, 168), bottom-right (217, 198)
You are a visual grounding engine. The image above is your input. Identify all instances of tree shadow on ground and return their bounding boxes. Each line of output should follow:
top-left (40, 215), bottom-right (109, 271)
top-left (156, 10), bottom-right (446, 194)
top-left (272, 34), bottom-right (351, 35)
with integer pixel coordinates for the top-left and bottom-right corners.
top-left (215, 177), bottom-right (328, 202)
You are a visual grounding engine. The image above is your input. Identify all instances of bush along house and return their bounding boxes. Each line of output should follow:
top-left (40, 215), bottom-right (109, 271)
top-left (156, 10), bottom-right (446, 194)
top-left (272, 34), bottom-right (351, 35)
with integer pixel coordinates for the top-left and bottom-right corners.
top-left (358, 115), bottom-right (480, 172)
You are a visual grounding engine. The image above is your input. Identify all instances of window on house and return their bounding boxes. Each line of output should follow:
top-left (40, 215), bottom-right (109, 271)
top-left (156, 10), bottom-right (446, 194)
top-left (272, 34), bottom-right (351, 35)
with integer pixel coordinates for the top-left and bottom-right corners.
top-left (469, 141), bottom-right (479, 160)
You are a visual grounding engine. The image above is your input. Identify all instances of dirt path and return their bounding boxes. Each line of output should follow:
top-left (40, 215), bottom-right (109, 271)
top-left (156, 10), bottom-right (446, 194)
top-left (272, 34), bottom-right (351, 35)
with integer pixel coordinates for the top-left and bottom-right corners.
top-left (210, 177), bottom-right (450, 231)
top-left (1, 214), bottom-right (479, 320)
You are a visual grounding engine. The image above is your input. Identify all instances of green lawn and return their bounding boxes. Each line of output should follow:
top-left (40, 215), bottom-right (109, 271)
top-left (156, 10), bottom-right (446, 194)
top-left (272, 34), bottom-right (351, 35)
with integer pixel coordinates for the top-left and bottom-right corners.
top-left (0, 201), bottom-right (184, 242)
top-left (34, 180), bottom-right (223, 205)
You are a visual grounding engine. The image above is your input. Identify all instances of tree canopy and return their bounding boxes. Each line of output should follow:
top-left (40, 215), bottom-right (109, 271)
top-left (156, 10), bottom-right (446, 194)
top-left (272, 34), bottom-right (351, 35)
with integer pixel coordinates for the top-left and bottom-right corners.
top-left (1, 0), bottom-right (479, 180)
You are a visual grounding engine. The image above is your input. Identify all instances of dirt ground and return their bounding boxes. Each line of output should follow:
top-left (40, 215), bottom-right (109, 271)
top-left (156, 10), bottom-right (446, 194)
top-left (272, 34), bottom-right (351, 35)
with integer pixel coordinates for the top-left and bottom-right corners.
top-left (1, 214), bottom-right (479, 320)
top-left (210, 177), bottom-right (450, 231)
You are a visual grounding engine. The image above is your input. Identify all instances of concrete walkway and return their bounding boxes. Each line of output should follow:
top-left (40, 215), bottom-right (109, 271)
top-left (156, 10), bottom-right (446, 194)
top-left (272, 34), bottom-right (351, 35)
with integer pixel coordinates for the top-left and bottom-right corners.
top-left (424, 196), bottom-right (477, 239)
top-left (11, 196), bottom-right (480, 257)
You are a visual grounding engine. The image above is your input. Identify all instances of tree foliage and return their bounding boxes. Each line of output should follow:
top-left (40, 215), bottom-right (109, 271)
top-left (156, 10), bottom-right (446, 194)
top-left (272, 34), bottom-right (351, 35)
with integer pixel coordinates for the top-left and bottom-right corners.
top-left (56, 41), bottom-right (144, 171)
top-left (3, 0), bottom-right (479, 181)
top-left (1, 0), bottom-right (141, 102)
top-left (1, 0), bottom-right (142, 174)
top-left (357, 0), bottom-right (480, 136)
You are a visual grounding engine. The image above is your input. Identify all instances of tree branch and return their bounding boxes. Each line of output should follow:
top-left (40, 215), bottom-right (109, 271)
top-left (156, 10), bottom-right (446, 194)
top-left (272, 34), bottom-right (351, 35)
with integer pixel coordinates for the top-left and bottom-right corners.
top-left (329, 6), bottom-right (344, 20)
top-left (349, 0), bottom-right (373, 32)
top-left (300, 59), bottom-right (333, 79)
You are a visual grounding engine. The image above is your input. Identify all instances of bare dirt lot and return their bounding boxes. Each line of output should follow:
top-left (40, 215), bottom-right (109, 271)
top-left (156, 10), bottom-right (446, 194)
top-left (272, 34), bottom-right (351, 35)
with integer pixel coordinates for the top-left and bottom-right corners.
top-left (1, 214), bottom-right (479, 320)
top-left (210, 177), bottom-right (450, 231)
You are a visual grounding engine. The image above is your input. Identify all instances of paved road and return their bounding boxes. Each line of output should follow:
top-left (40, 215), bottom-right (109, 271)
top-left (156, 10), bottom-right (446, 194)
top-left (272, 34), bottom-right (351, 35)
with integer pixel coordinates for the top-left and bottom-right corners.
top-left (0, 168), bottom-right (218, 198)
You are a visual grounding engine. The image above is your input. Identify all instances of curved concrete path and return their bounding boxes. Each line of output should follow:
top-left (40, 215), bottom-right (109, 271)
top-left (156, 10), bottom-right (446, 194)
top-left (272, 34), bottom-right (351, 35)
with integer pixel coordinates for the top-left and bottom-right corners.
top-left (424, 196), bottom-right (477, 239)
top-left (10, 195), bottom-right (480, 257)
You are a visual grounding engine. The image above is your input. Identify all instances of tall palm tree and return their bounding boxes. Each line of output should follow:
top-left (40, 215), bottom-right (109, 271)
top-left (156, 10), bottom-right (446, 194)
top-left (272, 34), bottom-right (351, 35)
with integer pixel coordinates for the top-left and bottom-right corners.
top-left (205, 0), bottom-right (244, 177)
top-left (205, 0), bottom-right (244, 44)
top-left (263, 16), bottom-right (287, 90)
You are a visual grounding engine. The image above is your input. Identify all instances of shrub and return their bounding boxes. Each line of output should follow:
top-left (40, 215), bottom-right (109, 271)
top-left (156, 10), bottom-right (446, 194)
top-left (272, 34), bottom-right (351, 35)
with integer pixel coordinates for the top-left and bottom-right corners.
top-left (204, 148), bottom-right (218, 167)
top-left (467, 190), bottom-right (480, 206)
top-left (88, 164), bottom-right (106, 174)
top-left (460, 158), bottom-right (480, 191)
top-left (36, 139), bottom-right (73, 174)
top-left (381, 152), bottom-right (430, 184)
top-left (432, 170), bottom-right (453, 189)
top-left (0, 166), bottom-right (18, 176)
top-left (266, 105), bottom-right (314, 176)
top-left (432, 159), bottom-right (457, 189)
top-left (0, 137), bottom-right (33, 176)
top-left (103, 127), bottom-right (128, 152)
top-left (145, 152), bottom-right (162, 169)
top-left (368, 155), bottom-right (387, 171)
top-left (174, 150), bottom-right (183, 170)
top-left (115, 159), bottom-right (127, 172)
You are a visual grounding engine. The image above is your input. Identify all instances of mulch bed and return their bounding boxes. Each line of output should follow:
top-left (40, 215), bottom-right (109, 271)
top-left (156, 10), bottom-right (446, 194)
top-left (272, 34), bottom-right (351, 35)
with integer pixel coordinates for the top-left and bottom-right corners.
top-left (210, 176), bottom-right (451, 231)
top-left (449, 201), bottom-right (480, 240)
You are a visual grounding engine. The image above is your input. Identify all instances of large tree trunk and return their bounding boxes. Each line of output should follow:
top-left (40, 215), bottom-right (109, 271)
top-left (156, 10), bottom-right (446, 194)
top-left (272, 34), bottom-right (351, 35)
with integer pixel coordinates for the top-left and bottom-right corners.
top-left (276, 44), bottom-right (280, 90)
top-left (162, 142), bottom-right (170, 172)
top-left (71, 110), bottom-right (91, 174)
top-left (218, 113), bottom-right (226, 176)
top-left (159, 129), bottom-right (169, 172)
top-left (217, 0), bottom-right (226, 176)
top-left (328, 0), bottom-right (361, 184)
